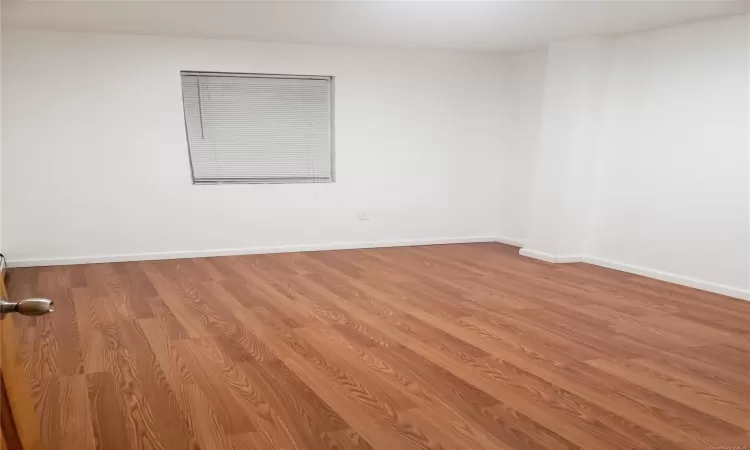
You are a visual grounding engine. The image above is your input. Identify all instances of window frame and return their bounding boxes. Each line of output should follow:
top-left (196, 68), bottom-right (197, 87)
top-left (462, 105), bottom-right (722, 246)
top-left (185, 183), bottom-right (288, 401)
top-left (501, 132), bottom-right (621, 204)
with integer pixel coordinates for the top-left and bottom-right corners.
top-left (180, 70), bottom-right (336, 185)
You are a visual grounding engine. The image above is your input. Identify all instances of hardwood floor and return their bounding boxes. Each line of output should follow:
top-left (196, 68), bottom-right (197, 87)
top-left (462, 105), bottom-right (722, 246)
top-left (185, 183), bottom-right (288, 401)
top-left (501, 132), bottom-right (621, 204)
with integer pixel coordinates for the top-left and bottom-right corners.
top-left (6, 243), bottom-right (750, 450)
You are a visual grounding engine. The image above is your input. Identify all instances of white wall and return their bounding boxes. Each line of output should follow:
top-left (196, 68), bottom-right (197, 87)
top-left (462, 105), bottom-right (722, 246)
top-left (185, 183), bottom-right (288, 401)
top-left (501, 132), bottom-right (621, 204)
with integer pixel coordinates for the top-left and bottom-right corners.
top-left (498, 51), bottom-right (546, 244)
top-left (3, 16), bottom-right (748, 300)
top-left (513, 14), bottom-right (749, 299)
top-left (523, 38), bottom-right (610, 260)
top-left (2, 30), bottom-right (509, 264)
top-left (0, 9), bottom-right (3, 255)
top-left (589, 14), bottom-right (749, 297)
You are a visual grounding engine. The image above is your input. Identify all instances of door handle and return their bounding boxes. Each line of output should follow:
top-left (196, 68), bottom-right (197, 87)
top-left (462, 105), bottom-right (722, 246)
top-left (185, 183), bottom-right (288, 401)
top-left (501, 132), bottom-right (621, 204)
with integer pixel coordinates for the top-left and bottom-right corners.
top-left (0, 299), bottom-right (54, 318)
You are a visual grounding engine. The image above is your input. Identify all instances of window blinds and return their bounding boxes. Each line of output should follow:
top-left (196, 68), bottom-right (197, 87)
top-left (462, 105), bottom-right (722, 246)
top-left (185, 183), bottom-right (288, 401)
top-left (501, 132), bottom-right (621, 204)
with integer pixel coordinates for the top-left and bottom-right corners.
top-left (180, 72), bottom-right (333, 184)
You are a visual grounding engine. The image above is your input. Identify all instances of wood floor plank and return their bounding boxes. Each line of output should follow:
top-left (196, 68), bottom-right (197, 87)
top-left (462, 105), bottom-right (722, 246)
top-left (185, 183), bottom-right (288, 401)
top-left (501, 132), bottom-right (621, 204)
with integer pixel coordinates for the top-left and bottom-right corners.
top-left (239, 302), bottom-right (465, 450)
top-left (294, 327), bottom-right (420, 412)
top-left (33, 377), bottom-right (60, 450)
top-left (19, 311), bottom-right (59, 381)
top-left (389, 303), bottom-right (743, 446)
top-left (142, 296), bottom-right (190, 340)
top-left (217, 258), bottom-right (320, 328)
top-left (682, 344), bottom-right (750, 375)
top-left (479, 403), bottom-right (580, 450)
top-left (229, 432), bottom-right (276, 450)
top-left (142, 266), bottom-right (207, 338)
top-left (112, 263), bottom-right (157, 319)
top-left (72, 289), bottom-right (116, 374)
top-left (295, 264), bottom-right (742, 448)
top-left (306, 326), bottom-right (532, 449)
top-left (586, 357), bottom-right (750, 429)
top-left (34, 270), bottom-right (84, 376)
top-left (290, 278), bottom-right (634, 449)
top-left (109, 348), bottom-right (167, 450)
top-left (657, 348), bottom-right (750, 394)
top-left (113, 319), bottom-right (200, 450)
top-left (628, 357), bottom-right (750, 409)
top-left (85, 264), bottom-right (140, 321)
top-left (86, 372), bottom-right (131, 450)
top-left (280, 355), bottom-right (432, 450)
top-left (172, 338), bottom-right (258, 434)
top-left (138, 317), bottom-right (235, 450)
top-left (8, 243), bottom-right (750, 450)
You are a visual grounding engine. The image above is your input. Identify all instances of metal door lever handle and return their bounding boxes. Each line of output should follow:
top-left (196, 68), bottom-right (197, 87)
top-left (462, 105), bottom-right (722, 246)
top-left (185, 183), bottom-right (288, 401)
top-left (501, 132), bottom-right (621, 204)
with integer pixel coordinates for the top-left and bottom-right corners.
top-left (0, 299), bottom-right (54, 317)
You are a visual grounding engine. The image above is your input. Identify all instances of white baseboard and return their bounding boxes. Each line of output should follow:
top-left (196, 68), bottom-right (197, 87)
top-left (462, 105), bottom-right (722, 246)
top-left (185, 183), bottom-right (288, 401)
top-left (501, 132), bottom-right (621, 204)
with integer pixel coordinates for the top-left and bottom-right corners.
top-left (583, 256), bottom-right (750, 301)
top-left (518, 248), bottom-right (557, 263)
top-left (518, 248), bottom-right (749, 301)
top-left (518, 248), bottom-right (583, 263)
top-left (494, 236), bottom-right (524, 247)
top-left (15, 236), bottom-right (743, 301)
top-left (6, 235), bottom-right (503, 268)
top-left (556, 254), bottom-right (586, 263)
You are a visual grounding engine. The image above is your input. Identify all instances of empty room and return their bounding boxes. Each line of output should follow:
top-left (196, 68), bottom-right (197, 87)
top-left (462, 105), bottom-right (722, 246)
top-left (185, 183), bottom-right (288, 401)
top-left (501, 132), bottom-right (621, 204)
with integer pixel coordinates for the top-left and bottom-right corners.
top-left (1, 0), bottom-right (749, 449)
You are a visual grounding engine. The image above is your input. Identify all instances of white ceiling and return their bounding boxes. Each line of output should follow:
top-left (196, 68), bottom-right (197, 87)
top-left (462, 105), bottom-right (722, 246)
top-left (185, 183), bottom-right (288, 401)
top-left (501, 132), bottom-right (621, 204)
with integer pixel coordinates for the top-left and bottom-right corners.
top-left (2, 0), bottom-right (748, 51)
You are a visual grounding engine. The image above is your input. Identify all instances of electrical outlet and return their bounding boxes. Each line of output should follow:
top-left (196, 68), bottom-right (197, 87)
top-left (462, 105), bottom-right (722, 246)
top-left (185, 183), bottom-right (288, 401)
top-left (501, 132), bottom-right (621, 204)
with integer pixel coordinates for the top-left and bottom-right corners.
top-left (357, 212), bottom-right (371, 221)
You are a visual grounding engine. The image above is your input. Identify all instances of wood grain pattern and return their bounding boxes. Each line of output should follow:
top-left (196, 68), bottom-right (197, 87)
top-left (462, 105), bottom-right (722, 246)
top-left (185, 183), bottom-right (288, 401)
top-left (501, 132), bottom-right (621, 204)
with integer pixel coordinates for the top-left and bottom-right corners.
top-left (6, 243), bottom-right (750, 449)
top-left (1, 272), bottom-right (41, 450)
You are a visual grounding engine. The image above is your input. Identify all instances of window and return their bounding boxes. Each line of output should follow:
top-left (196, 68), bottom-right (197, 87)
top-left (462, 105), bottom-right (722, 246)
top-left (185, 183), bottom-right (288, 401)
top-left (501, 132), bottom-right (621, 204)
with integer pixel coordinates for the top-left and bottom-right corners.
top-left (180, 71), bottom-right (334, 184)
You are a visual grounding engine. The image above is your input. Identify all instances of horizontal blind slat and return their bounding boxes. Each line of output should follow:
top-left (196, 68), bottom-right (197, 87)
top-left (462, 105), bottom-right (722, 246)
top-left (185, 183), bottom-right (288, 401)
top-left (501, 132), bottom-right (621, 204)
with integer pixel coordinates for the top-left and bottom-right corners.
top-left (181, 72), bottom-right (333, 183)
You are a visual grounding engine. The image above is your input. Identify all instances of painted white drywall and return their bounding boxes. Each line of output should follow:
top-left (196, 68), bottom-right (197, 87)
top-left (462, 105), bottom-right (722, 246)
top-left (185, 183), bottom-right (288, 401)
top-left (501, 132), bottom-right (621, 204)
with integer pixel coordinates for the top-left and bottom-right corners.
top-left (524, 39), bottom-right (610, 259)
top-left (3, 15), bottom-right (748, 300)
top-left (498, 51), bottom-right (546, 244)
top-left (1, 30), bottom-right (509, 264)
top-left (0, 19), bottom-right (2, 256)
top-left (513, 14), bottom-right (749, 298)
top-left (0, 9), bottom-right (3, 255)
top-left (3, 2), bottom-right (746, 52)
top-left (589, 14), bottom-right (749, 296)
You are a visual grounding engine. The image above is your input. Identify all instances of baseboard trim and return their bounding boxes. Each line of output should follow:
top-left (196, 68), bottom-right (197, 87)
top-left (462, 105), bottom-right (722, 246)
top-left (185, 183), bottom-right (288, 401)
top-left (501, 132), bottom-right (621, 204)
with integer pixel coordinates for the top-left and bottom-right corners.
top-left (556, 254), bottom-right (586, 263)
top-left (494, 236), bottom-right (524, 247)
top-left (583, 256), bottom-right (750, 301)
top-left (518, 248), bottom-right (557, 263)
top-left (7, 235), bottom-right (507, 268)
top-left (518, 248), bottom-right (583, 263)
top-left (16, 236), bottom-right (742, 301)
top-left (518, 247), bottom-right (749, 301)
